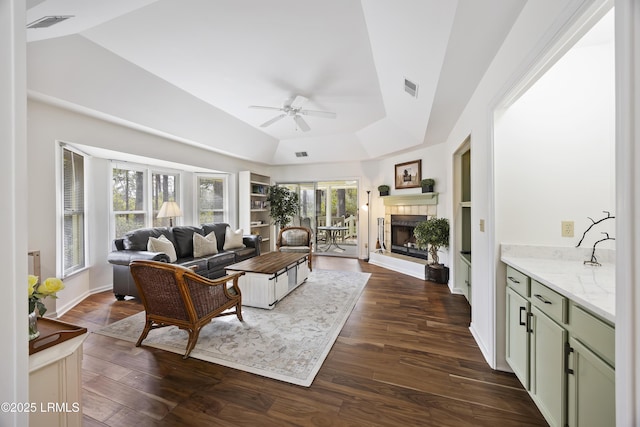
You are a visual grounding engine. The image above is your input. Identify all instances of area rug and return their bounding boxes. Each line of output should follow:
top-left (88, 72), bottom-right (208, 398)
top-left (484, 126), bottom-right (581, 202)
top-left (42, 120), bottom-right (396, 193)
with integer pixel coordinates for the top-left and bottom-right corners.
top-left (95, 269), bottom-right (370, 387)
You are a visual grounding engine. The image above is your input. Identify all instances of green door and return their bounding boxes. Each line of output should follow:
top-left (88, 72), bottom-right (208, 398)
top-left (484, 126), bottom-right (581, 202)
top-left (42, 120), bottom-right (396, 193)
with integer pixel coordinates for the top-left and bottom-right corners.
top-left (567, 337), bottom-right (615, 427)
top-left (506, 287), bottom-right (530, 388)
top-left (530, 306), bottom-right (566, 427)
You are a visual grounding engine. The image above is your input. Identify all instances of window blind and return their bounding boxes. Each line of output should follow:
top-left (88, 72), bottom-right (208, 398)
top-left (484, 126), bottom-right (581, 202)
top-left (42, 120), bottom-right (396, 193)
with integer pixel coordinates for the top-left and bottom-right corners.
top-left (63, 148), bottom-right (85, 276)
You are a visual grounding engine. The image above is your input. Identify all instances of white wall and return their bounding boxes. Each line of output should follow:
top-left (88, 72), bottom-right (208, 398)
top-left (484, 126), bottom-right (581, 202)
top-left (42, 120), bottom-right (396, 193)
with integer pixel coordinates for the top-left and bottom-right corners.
top-left (27, 100), bottom-right (269, 314)
top-left (495, 20), bottom-right (615, 250)
top-left (441, 0), bottom-right (603, 369)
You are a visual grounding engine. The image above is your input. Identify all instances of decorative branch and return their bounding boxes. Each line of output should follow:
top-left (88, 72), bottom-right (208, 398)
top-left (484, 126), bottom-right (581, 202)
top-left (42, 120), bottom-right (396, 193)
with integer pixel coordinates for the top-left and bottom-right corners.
top-left (584, 232), bottom-right (616, 266)
top-left (576, 211), bottom-right (615, 248)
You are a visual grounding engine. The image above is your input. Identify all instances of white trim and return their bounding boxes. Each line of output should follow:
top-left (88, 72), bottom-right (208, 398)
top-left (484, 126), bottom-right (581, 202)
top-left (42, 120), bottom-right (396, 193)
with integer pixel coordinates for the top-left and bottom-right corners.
top-left (53, 284), bottom-right (113, 318)
top-left (499, 0), bottom-right (614, 109)
top-left (368, 252), bottom-right (427, 280)
top-left (58, 143), bottom-right (89, 279)
top-left (469, 322), bottom-right (496, 370)
top-left (487, 0), bottom-right (614, 372)
top-left (194, 173), bottom-right (230, 225)
top-left (614, 0), bottom-right (639, 423)
top-left (1, 0), bottom-right (29, 422)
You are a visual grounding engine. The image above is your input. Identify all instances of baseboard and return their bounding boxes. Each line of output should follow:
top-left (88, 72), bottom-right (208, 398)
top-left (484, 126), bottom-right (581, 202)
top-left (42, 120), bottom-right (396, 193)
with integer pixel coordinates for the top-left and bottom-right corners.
top-left (368, 252), bottom-right (425, 280)
top-left (469, 321), bottom-right (496, 370)
top-left (52, 284), bottom-right (113, 318)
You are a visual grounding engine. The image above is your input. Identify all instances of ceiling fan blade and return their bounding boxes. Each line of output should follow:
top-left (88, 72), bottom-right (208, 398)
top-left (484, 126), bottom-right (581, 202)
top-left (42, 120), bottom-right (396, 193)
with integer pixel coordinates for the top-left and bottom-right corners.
top-left (249, 105), bottom-right (284, 111)
top-left (290, 95), bottom-right (308, 109)
top-left (299, 109), bottom-right (337, 119)
top-left (293, 115), bottom-right (311, 132)
top-left (260, 114), bottom-right (286, 127)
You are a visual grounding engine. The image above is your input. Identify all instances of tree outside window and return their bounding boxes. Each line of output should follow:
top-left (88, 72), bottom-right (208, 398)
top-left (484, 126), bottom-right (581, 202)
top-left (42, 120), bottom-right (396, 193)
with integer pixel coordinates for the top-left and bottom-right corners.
top-left (197, 176), bottom-right (225, 224)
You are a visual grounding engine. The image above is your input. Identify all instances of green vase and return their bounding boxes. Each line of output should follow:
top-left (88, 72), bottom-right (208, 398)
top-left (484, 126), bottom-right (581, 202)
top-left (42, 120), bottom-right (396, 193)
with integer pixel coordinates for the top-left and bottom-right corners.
top-left (28, 309), bottom-right (40, 341)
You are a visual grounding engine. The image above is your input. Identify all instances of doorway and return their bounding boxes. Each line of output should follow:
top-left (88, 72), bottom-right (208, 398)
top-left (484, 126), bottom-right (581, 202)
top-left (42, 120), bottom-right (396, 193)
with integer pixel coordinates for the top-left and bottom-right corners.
top-left (281, 180), bottom-right (359, 258)
top-left (454, 137), bottom-right (471, 305)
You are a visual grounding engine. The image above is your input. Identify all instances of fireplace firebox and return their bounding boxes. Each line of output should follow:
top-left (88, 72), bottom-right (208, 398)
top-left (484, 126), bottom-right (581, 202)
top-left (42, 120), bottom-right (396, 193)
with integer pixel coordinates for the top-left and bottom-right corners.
top-left (390, 215), bottom-right (429, 260)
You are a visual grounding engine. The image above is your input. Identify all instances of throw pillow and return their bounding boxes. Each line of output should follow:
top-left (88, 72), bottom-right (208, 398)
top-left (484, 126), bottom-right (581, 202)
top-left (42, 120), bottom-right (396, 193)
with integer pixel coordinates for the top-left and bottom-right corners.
top-left (147, 235), bottom-right (178, 262)
top-left (193, 231), bottom-right (218, 257)
top-left (223, 227), bottom-right (245, 250)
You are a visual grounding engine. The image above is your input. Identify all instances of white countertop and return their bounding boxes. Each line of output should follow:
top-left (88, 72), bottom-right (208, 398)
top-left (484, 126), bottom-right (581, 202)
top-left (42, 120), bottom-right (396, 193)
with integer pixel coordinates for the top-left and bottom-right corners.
top-left (500, 245), bottom-right (615, 323)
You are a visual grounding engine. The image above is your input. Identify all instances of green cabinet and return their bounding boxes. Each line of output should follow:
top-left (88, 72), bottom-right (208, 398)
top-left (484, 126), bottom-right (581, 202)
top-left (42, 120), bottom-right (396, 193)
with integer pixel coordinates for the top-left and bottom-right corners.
top-left (506, 286), bottom-right (530, 388)
top-left (504, 264), bottom-right (614, 427)
top-left (567, 336), bottom-right (615, 427)
top-left (530, 306), bottom-right (566, 427)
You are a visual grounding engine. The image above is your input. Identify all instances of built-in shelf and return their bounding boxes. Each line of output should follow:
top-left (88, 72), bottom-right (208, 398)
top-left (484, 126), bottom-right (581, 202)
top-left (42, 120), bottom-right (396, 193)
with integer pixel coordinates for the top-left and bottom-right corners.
top-left (382, 193), bottom-right (438, 206)
top-left (240, 171), bottom-right (272, 253)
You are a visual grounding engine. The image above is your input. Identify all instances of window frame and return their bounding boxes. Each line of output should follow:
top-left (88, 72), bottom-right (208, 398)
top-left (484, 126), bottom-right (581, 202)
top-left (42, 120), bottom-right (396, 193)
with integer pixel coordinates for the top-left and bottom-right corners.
top-left (59, 143), bottom-right (88, 278)
top-left (110, 162), bottom-right (182, 240)
top-left (194, 173), bottom-right (229, 225)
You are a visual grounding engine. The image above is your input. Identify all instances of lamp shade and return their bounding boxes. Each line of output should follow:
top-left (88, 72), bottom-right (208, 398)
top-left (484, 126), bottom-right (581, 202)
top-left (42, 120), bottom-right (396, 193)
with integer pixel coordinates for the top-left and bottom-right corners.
top-left (157, 201), bottom-right (182, 219)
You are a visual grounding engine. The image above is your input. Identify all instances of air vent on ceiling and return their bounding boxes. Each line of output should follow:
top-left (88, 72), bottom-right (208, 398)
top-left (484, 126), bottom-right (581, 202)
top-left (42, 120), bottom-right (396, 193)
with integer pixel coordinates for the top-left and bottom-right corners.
top-left (404, 78), bottom-right (419, 98)
top-left (295, 151), bottom-right (308, 158)
top-left (27, 15), bottom-right (74, 29)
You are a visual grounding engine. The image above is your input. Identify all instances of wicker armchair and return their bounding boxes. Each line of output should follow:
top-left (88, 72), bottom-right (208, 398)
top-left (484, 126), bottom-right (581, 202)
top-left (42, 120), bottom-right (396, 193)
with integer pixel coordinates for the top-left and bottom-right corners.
top-left (276, 226), bottom-right (313, 271)
top-left (129, 260), bottom-right (244, 359)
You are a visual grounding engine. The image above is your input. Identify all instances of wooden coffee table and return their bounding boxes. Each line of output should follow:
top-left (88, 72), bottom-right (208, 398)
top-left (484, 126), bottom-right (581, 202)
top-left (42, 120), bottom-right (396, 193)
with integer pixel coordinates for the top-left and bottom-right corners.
top-left (225, 251), bottom-right (309, 309)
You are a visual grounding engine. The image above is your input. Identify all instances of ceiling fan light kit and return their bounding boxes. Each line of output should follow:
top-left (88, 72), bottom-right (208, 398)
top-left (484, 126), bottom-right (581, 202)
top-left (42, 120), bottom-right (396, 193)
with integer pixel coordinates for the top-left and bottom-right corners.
top-left (249, 95), bottom-right (336, 132)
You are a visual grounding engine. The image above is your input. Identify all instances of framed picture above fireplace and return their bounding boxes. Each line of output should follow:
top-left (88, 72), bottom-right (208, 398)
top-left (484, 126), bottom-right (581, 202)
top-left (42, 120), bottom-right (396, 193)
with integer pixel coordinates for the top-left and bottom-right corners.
top-left (394, 160), bottom-right (422, 189)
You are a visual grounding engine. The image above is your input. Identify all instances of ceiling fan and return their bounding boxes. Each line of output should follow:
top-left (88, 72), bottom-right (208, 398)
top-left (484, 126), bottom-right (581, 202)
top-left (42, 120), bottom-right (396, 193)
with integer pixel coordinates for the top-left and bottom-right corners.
top-left (249, 95), bottom-right (336, 132)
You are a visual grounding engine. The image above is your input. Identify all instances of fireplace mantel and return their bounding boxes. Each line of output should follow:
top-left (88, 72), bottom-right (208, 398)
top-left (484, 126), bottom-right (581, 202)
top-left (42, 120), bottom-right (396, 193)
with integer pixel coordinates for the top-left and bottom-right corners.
top-left (382, 193), bottom-right (438, 206)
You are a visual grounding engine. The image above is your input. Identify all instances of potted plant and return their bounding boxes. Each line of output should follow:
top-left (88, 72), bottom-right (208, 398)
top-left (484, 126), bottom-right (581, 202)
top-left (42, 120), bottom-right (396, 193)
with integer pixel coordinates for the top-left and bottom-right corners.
top-left (266, 185), bottom-right (299, 228)
top-left (420, 178), bottom-right (435, 193)
top-left (378, 185), bottom-right (390, 197)
top-left (414, 217), bottom-right (450, 284)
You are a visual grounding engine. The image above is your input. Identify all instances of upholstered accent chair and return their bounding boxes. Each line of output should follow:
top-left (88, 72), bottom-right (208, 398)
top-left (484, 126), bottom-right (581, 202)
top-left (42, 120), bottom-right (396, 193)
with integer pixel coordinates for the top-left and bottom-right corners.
top-left (129, 260), bottom-right (245, 359)
top-left (276, 226), bottom-right (313, 271)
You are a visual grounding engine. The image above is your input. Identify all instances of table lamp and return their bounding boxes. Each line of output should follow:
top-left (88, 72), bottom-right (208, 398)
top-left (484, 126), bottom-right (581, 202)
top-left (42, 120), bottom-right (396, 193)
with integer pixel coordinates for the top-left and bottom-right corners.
top-left (157, 201), bottom-right (182, 227)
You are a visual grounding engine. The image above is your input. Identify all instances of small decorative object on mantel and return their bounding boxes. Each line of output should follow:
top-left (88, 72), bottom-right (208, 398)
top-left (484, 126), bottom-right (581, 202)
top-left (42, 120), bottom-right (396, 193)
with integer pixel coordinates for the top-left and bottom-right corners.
top-left (395, 160), bottom-right (422, 189)
top-left (28, 275), bottom-right (65, 340)
top-left (414, 217), bottom-right (450, 284)
top-left (377, 185), bottom-right (390, 197)
top-left (576, 211), bottom-right (615, 266)
top-left (420, 178), bottom-right (435, 193)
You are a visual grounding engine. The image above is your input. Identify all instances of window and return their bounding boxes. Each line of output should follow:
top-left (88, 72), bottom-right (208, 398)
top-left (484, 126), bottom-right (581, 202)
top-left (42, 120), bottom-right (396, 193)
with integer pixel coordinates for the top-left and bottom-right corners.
top-left (62, 147), bottom-right (85, 276)
top-left (112, 167), bottom-right (146, 238)
top-left (112, 164), bottom-right (180, 238)
top-left (197, 175), bottom-right (226, 224)
top-left (152, 172), bottom-right (178, 227)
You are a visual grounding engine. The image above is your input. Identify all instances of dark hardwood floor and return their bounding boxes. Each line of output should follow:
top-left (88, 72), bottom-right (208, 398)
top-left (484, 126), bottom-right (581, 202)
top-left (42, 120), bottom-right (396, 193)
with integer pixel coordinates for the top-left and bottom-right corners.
top-left (60, 256), bottom-right (547, 426)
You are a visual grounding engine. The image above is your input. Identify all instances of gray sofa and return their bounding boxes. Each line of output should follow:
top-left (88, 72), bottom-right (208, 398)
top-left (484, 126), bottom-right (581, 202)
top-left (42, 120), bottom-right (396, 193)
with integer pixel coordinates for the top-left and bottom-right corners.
top-left (107, 223), bottom-right (261, 300)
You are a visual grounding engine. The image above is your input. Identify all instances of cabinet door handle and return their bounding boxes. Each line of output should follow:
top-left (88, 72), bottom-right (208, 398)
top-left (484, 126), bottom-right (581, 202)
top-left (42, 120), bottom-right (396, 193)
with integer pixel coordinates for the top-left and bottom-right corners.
top-left (565, 342), bottom-right (575, 375)
top-left (526, 312), bottom-right (534, 333)
top-left (519, 306), bottom-right (527, 326)
top-left (534, 294), bottom-right (553, 304)
top-left (507, 276), bottom-right (520, 284)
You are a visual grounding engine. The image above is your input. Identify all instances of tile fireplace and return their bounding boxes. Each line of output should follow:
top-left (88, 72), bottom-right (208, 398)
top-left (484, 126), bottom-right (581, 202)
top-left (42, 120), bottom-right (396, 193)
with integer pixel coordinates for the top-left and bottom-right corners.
top-left (370, 193), bottom-right (438, 280)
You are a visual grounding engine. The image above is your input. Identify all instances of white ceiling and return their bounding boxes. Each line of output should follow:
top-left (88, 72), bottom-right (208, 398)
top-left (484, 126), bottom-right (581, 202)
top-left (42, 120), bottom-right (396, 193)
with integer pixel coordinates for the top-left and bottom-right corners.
top-left (25, 0), bottom-right (527, 165)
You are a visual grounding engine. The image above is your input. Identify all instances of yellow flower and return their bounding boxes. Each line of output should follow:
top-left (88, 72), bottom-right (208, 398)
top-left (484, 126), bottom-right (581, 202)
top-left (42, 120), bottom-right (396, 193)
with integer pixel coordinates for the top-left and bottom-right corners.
top-left (39, 277), bottom-right (65, 296)
top-left (28, 275), bottom-right (38, 296)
